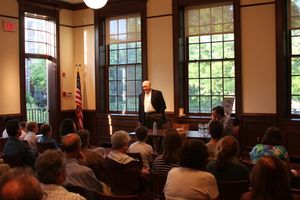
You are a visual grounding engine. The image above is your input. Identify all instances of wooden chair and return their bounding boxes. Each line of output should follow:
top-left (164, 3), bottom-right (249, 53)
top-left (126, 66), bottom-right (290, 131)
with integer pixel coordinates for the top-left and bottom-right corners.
top-left (98, 193), bottom-right (138, 200)
top-left (217, 180), bottom-right (249, 200)
top-left (126, 152), bottom-right (143, 170)
top-left (0, 137), bottom-right (8, 152)
top-left (65, 185), bottom-right (100, 200)
top-left (151, 172), bottom-right (167, 200)
top-left (36, 142), bottom-right (56, 153)
top-left (2, 154), bottom-right (23, 168)
top-left (104, 168), bottom-right (140, 195)
top-left (292, 188), bottom-right (300, 200)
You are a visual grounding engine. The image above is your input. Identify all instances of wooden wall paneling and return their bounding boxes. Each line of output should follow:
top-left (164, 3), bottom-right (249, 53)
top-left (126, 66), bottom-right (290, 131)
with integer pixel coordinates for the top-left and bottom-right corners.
top-left (96, 114), bottom-right (110, 145)
top-left (281, 120), bottom-right (300, 159)
top-left (240, 114), bottom-right (277, 156)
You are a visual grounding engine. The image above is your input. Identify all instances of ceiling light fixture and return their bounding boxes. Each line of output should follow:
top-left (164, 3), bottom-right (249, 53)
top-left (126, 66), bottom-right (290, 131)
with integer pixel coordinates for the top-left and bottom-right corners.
top-left (83, 0), bottom-right (108, 9)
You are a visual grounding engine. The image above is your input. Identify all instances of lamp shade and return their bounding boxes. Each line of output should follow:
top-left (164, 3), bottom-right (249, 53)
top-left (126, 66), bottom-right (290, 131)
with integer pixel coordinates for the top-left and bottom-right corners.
top-left (83, 0), bottom-right (108, 9)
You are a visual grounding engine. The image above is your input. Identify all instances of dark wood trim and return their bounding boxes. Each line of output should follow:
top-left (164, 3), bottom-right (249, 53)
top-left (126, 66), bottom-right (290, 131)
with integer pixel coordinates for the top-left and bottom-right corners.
top-left (60, 24), bottom-right (94, 28)
top-left (240, 2), bottom-right (275, 8)
top-left (0, 14), bottom-right (19, 19)
top-left (20, 0), bottom-right (87, 11)
top-left (147, 14), bottom-right (173, 19)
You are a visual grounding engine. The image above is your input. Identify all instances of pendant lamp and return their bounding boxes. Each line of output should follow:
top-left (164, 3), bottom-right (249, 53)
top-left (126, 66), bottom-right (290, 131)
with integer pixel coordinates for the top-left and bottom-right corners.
top-left (83, 0), bottom-right (108, 9)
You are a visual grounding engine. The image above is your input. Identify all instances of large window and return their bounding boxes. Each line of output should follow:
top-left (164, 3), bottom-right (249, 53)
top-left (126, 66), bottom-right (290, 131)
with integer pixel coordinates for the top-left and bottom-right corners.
top-left (24, 12), bottom-right (56, 123)
top-left (106, 15), bottom-right (142, 112)
top-left (289, 0), bottom-right (300, 115)
top-left (185, 3), bottom-right (235, 114)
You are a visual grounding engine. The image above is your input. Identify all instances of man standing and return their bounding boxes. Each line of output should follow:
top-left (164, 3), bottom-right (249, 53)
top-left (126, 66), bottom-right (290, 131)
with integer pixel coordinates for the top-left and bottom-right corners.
top-left (138, 80), bottom-right (166, 129)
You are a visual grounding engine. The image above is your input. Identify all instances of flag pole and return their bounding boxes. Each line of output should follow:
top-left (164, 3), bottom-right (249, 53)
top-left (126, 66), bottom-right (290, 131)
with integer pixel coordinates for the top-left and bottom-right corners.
top-left (75, 64), bottom-right (84, 130)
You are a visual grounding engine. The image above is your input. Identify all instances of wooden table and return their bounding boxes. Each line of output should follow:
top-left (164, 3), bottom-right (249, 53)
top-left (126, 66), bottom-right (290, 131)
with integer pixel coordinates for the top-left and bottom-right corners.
top-left (129, 129), bottom-right (211, 140)
top-left (129, 129), bottom-right (210, 154)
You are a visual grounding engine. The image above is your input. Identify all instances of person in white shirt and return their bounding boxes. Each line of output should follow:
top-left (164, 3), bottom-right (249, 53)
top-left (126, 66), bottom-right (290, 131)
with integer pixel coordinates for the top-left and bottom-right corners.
top-left (138, 80), bottom-right (166, 129)
top-left (128, 126), bottom-right (153, 171)
top-left (164, 139), bottom-right (219, 200)
top-left (19, 121), bottom-right (28, 140)
top-left (35, 149), bottom-right (86, 200)
top-left (24, 121), bottom-right (38, 152)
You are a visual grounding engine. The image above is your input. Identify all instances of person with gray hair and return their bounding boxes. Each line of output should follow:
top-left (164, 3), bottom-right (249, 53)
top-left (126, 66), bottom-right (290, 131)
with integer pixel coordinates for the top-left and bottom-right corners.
top-left (61, 133), bottom-right (104, 193)
top-left (35, 149), bottom-right (86, 200)
top-left (104, 130), bottom-right (139, 170)
top-left (0, 168), bottom-right (44, 200)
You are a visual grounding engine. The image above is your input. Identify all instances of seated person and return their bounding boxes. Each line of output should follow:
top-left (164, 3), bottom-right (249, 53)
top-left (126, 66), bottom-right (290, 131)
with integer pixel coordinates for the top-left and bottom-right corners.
top-left (0, 168), bottom-right (44, 200)
top-left (209, 105), bottom-right (233, 136)
top-left (61, 133), bottom-right (104, 193)
top-left (60, 118), bottom-right (77, 138)
top-left (164, 139), bottom-right (218, 200)
top-left (18, 121), bottom-right (27, 140)
top-left (152, 129), bottom-right (182, 176)
top-left (1, 116), bottom-right (14, 138)
top-left (128, 126), bottom-right (153, 171)
top-left (104, 130), bottom-right (140, 171)
top-left (250, 127), bottom-right (289, 163)
top-left (3, 119), bottom-right (36, 168)
top-left (37, 123), bottom-right (59, 149)
top-left (241, 155), bottom-right (292, 200)
top-left (206, 136), bottom-right (249, 180)
top-left (35, 149), bottom-right (86, 200)
top-left (24, 121), bottom-right (38, 152)
top-left (206, 121), bottom-right (223, 160)
top-left (76, 129), bottom-right (105, 167)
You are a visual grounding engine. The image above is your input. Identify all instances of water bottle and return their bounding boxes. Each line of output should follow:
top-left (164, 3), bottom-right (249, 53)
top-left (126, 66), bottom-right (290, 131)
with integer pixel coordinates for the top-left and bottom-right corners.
top-left (153, 121), bottom-right (157, 135)
top-left (198, 123), bottom-right (202, 136)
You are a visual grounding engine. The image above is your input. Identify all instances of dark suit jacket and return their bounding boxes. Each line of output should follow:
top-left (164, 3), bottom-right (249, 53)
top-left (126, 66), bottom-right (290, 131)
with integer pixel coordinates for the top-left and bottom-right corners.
top-left (138, 89), bottom-right (166, 125)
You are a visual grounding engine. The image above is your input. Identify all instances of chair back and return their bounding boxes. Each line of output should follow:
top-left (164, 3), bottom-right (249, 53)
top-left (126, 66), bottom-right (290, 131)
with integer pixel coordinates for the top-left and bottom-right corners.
top-left (172, 123), bottom-right (190, 131)
top-left (104, 168), bottom-right (140, 195)
top-left (0, 138), bottom-right (8, 152)
top-left (65, 185), bottom-right (99, 200)
top-left (36, 142), bottom-right (56, 153)
top-left (126, 152), bottom-right (143, 170)
top-left (217, 180), bottom-right (249, 200)
top-left (240, 159), bottom-right (255, 172)
top-left (98, 193), bottom-right (138, 200)
top-left (151, 172), bottom-right (167, 200)
top-left (2, 154), bottom-right (23, 168)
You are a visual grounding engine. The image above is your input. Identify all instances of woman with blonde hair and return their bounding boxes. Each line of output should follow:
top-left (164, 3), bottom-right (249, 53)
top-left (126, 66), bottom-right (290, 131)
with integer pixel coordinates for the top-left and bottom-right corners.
top-left (206, 135), bottom-right (249, 180)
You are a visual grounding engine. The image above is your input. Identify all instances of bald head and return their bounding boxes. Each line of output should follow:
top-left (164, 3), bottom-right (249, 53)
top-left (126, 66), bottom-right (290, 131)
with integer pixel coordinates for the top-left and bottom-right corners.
top-left (61, 133), bottom-right (81, 154)
top-left (142, 80), bottom-right (151, 94)
top-left (0, 169), bottom-right (43, 200)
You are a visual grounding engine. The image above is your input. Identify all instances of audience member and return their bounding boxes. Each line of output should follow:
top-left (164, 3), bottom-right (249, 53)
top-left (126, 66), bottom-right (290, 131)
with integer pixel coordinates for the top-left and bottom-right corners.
top-left (38, 123), bottom-right (59, 149)
top-left (209, 105), bottom-right (233, 135)
top-left (76, 129), bottom-right (105, 167)
top-left (1, 116), bottom-right (14, 138)
top-left (3, 119), bottom-right (36, 168)
top-left (128, 126), bottom-right (153, 170)
top-left (60, 118), bottom-right (77, 138)
top-left (0, 168), bottom-right (43, 200)
top-left (35, 149), bottom-right (86, 200)
top-left (24, 121), bottom-right (38, 152)
top-left (104, 130), bottom-right (140, 171)
top-left (164, 139), bottom-right (218, 200)
top-left (206, 135), bottom-right (249, 180)
top-left (241, 155), bottom-right (292, 200)
top-left (206, 120), bottom-right (223, 160)
top-left (250, 127), bottom-right (289, 163)
top-left (61, 133), bottom-right (104, 193)
top-left (18, 121), bottom-right (27, 140)
top-left (152, 129), bottom-right (182, 176)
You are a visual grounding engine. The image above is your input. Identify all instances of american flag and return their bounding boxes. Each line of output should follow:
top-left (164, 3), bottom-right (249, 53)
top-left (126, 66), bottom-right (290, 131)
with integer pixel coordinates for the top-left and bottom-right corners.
top-left (75, 71), bottom-right (84, 130)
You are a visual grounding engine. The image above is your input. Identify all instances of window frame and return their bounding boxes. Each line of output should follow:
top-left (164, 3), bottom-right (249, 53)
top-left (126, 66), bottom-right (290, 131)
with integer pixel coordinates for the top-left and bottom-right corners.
top-left (95, 0), bottom-right (147, 115)
top-left (172, 0), bottom-right (241, 118)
